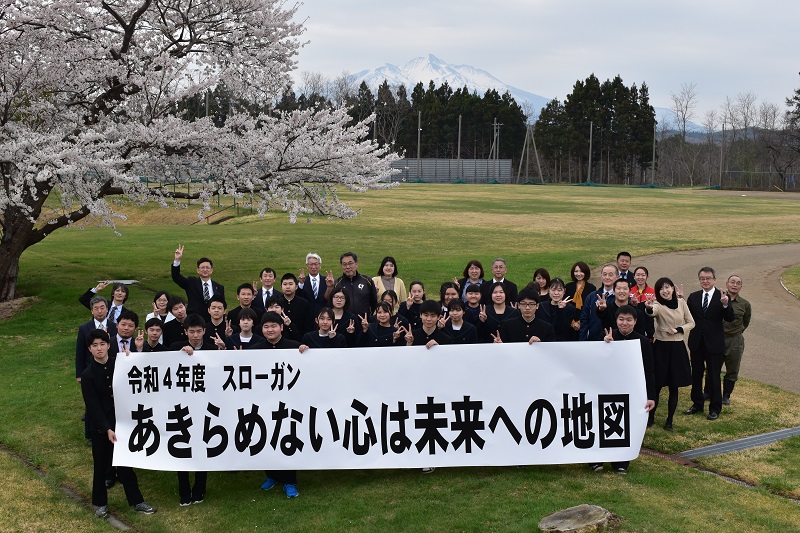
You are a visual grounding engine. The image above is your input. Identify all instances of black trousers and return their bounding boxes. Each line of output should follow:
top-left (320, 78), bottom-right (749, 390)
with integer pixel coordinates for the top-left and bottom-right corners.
top-left (177, 471), bottom-right (208, 503)
top-left (91, 431), bottom-right (143, 507)
top-left (266, 470), bottom-right (297, 485)
top-left (690, 346), bottom-right (723, 414)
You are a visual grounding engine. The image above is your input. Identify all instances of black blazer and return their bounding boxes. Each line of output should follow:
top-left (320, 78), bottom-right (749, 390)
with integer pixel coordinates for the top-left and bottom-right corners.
top-left (298, 276), bottom-right (328, 314)
top-left (171, 263), bottom-right (225, 321)
top-left (75, 320), bottom-right (117, 378)
top-left (252, 288), bottom-right (282, 313)
top-left (687, 289), bottom-right (735, 353)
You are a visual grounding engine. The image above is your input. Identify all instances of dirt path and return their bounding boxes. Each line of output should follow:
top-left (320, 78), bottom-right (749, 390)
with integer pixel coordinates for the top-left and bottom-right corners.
top-left (631, 243), bottom-right (800, 394)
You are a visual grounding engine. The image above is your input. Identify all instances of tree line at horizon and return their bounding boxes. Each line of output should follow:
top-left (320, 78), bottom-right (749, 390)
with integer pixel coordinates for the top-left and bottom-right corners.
top-left (179, 72), bottom-right (800, 190)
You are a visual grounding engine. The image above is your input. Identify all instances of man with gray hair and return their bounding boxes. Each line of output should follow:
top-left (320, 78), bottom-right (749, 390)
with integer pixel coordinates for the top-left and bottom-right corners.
top-left (481, 258), bottom-right (518, 303)
top-left (720, 274), bottom-right (751, 405)
top-left (297, 252), bottom-right (327, 313)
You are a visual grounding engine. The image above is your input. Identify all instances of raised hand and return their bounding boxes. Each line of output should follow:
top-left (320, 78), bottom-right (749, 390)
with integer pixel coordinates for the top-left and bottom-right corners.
top-left (225, 319), bottom-right (233, 337)
top-left (406, 293), bottom-right (414, 308)
top-left (509, 301), bottom-right (518, 309)
top-left (152, 301), bottom-right (159, 314)
top-left (404, 325), bottom-right (414, 345)
top-left (329, 322), bottom-right (339, 338)
top-left (558, 296), bottom-right (573, 309)
top-left (676, 284), bottom-right (684, 299)
top-left (298, 267), bottom-right (306, 285)
top-left (325, 270), bottom-right (335, 287)
top-left (213, 333), bottom-right (226, 349)
top-left (603, 327), bottom-right (613, 343)
top-left (720, 290), bottom-right (730, 306)
top-left (281, 312), bottom-right (291, 326)
top-left (174, 244), bottom-right (184, 262)
top-left (479, 304), bottom-right (487, 322)
top-left (94, 281), bottom-right (109, 292)
top-left (630, 292), bottom-right (639, 305)
top-left (452, 277), bottom-right (460, 288)
top-left (491, 330), bottom-right (503, 343)
top-left (346, 319), bottom-right (355, 334)
top-left (596, 294), bottom-right (607, 310)
top-left (437, 312), bottom-right (450, 329)
top-left (134, 329), bottom-right (144, 351)
top-left (252, 279), bottom-right (259, 291)
top-left (360, 313), bottom-right (369, 332)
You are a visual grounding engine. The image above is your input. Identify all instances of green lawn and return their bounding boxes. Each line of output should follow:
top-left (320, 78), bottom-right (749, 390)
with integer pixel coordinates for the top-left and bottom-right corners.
top-left (3, 184), bottom-right (800, 531)
top-left (781, 265), bottom-right (800, 297)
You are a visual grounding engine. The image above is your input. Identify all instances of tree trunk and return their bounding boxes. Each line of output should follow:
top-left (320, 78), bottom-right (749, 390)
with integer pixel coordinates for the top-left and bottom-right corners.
top-left (0, 206), bottom-right (36, 302)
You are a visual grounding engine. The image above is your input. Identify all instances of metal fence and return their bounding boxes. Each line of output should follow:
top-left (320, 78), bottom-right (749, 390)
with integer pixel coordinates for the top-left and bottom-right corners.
top-left (390, 158), bottom-right (513, 183)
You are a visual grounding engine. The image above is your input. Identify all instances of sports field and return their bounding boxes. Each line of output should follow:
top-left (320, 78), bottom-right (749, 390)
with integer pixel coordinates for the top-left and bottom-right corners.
top-left (1, 184), bottom-right (799, 531)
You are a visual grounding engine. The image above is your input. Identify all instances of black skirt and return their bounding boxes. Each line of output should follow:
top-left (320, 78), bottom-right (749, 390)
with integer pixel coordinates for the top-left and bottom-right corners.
top-left (653, 339), bottom-right (692, 388)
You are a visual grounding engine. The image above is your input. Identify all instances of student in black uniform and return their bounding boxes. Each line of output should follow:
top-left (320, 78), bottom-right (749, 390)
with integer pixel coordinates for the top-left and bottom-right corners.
top-left (329, 288), bottom-right (358, 346)
top-left (280, 273), bottom-right (314, 336)
top-left (135, 318), bottom-right (168, 352)
top-left (162, 296), bottom-right (189, 347)
top-left (258, 312), bottom-right (307, 498)
top-left (204, 296), bottom-right (229, 346)
top-left (441, 298), bottom-right (478, 344)
top-left (398, 281), bottom-right (425, 330)
top-left (463, 283), bottom-right (483, 325)
top-left (81, 329), bottom-right (156, 518)
top-left (302, 308), bottom-right (347, 348)
top-left (537, 278), bottom-right (580, 341)
top-left (590, 305), bottom-right (656, 474)
top-left (265, 295), bottom-right (302, 342)
top-left (405, 300), bottom-right (453, 348)
top-left (361, 301), bottom-right (404, 347)
top-left (225, 308), bottom-right (265, 349)
top-left (228, 283), bottom-right (263, 334)
top-left (496, 288), bottom-right (555, 344)
top-left (478, 282), bottom-right (520, 343)
top-left (169, 314), bottom-right (218, 505)
top-left (380, 291), bottom-right (410, 330)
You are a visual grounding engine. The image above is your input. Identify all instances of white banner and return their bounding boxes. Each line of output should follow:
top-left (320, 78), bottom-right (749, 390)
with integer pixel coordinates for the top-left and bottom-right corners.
top-left (112, 341), bottom-right (647, 471)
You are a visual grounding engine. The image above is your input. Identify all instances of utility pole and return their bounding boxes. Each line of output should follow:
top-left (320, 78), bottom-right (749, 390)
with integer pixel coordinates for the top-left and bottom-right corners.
top-left (651, 121), bottom-right (656, 185)
top-left (457, 114), bottom-right (462, 179)
top-left (587, 120), bottom-right (593, 183)
top-left (417, 111), bottom-right (421, 180)
top-left (719, 122), bottom-right (725, 188)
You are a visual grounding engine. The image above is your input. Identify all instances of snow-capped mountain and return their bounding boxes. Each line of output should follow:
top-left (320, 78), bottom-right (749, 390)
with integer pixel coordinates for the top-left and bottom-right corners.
top-left (353, 54), bottom-right (704, 131)
top-left (353, 54), bottom-right (551, 116)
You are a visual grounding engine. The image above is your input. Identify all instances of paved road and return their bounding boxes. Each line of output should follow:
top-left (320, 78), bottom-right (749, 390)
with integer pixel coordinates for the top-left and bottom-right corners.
top-left (632, 243), bottom-right (800, 394)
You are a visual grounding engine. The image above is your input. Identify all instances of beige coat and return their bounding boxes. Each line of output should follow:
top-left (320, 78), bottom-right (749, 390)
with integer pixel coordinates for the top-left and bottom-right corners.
top-left (372, 276), bottom-right (407, 313)
top-left (648, 299), bottom-right (695, 342)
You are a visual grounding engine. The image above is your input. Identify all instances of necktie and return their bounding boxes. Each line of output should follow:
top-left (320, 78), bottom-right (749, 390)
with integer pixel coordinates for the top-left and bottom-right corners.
top-left (108, 306), bottom-right (117, 323)
top-left (120, 339), bottom-right (128, 351)
top-left (312, 277), bottom-right (318, 298)
top-left (702, 292), bottom-right (709, 313)
top-left (203, 282), bottom-right (210, 301)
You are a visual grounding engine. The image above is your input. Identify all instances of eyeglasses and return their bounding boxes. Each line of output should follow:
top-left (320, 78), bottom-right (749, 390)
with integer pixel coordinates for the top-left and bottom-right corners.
top-left (699, 276), bottom-right (714, 281)
top-left (341, 261), bottom-right (356, 267)
top-left (518, 302), bottom-right (538, 309)
top-left (333, 295), bottom-right (346, 300)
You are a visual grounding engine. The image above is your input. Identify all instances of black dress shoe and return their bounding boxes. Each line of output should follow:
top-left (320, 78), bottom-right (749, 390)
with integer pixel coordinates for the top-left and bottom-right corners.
top-left (683, 405), bottom-right (703, 415)
top-left (105, 478), bottom-right (116, 489)
top-left (664, 421), bottom-right (673, 430)
top-left (707, 411), bottom-right (719, 420)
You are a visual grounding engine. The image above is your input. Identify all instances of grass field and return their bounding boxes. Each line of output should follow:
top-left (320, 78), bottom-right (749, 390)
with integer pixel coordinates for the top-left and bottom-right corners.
top-left (2, 184), bottom-right (800, 531)
top-left (781, 265), bottom-right (800, 297)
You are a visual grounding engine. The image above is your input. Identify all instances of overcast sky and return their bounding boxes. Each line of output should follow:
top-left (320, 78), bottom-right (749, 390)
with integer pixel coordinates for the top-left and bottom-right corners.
top-left (292, 0), bottom-right (798, 120)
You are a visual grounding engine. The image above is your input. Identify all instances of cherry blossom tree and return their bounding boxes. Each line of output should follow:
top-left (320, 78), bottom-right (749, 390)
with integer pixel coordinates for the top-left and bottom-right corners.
top-left (0, 0), bottom-right (397, 301)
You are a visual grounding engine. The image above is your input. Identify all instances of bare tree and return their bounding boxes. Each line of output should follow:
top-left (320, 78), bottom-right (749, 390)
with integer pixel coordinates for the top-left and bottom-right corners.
top-left (758, 101), bottom-right (780, 131)
top-left (671, 82), bottom-right (698, 142)
top-left (299, 71), bottom-right (329, 101)
top-left (330, 71), bottom-right (357, 106)
top-left (736, 92), bottom-right (758, 141)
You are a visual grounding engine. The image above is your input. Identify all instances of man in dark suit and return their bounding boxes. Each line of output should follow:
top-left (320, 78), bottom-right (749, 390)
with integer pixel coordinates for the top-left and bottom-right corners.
top-left (684, 267), bottom-right (735, 420)
top-left (171, 244), bottom-right (224, 323)
top-left (481, 258), bottom-right (518, 304)
top-left (616, 251), bottom-right (635, 288)
top-left (297, 253), bottom-right (327, 314)
top-left (79, 281), bottom-right (129, 324)
top-left (252, 267), bottom-right (282, 313)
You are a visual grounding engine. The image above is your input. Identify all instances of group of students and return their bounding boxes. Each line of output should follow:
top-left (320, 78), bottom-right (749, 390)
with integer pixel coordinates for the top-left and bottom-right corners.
top-left (75, 247), bottom-right (750, 516)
